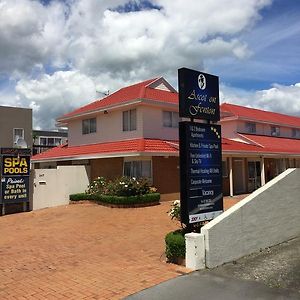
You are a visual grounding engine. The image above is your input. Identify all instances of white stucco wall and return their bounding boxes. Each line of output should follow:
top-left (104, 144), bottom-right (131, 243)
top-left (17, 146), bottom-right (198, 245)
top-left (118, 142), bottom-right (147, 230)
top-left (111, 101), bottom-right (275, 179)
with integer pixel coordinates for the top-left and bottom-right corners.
top-left (68, 106), bottom-right (144, 146)
top-left (142, 106), bottom-right (178, 140)
top-left (201, 168), bottom-right (300, 268)
top-left (33, 165), bottom-right (90, 210)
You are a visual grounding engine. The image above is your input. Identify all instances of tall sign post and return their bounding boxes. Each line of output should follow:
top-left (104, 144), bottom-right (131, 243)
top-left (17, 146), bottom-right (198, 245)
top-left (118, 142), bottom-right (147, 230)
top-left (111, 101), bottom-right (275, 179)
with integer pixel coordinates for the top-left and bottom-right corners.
top-left (0, 148), bottom-right (31, 215)
top-left (178, 67), bottom-right (223, 225)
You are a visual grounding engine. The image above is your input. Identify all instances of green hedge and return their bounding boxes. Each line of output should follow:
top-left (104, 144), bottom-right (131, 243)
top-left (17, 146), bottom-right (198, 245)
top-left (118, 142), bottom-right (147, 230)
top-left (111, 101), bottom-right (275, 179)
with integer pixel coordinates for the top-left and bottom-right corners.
top-left (69, 193), bottom-right (160, 205)
top-left (165, 230), bottom-right (185, 262)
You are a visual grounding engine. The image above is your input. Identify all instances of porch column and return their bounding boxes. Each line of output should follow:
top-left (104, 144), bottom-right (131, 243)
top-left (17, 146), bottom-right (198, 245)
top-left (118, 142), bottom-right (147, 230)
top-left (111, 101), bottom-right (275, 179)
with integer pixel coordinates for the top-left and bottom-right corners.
top-left (229, 157), bottom-right (234, 197)
top-left (260, 156), bottom-right (266, 186)
top-left (282, 158), bottom-right (287, 171)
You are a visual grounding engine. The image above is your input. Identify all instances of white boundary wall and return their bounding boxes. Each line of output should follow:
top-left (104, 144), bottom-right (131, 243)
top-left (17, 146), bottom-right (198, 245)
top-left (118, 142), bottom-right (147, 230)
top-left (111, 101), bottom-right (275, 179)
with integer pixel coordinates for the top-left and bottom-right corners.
top-left (186, 168), bottom-right (300, 269)
top-left (33, 166), bottom-right (90, 210)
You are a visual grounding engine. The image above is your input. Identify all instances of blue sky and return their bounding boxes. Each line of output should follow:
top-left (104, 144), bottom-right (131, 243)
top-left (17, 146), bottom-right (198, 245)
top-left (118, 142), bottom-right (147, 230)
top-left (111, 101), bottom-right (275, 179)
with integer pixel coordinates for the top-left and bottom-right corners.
top-left (0, 0), bottom-right (299, 129)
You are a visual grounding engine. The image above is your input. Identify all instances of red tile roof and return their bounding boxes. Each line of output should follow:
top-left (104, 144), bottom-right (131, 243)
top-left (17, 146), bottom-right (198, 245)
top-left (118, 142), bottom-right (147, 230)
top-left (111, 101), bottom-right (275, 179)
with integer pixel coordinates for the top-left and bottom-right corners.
top-left (221, 103), bottom-right (300, 127)
top-left (32, 139), bottom-right (179, 161)
top-left (240, 134), bottom-right (300, 154)
top-left (32, 136), bottom-right (281, 162)
top-left (58, 78), bottom-right (178, 121)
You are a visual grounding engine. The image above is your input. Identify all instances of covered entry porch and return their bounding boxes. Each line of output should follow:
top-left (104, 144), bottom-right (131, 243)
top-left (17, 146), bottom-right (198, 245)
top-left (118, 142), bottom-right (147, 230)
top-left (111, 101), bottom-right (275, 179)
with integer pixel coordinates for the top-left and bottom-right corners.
top-left (222, 155), bottom-right (300, 197)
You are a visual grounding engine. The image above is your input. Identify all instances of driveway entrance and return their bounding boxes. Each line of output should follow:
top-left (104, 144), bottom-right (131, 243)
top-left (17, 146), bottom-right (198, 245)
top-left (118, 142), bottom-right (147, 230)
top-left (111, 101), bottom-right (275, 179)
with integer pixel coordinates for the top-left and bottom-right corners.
top-left (0, 202), bottom-right (185, 299)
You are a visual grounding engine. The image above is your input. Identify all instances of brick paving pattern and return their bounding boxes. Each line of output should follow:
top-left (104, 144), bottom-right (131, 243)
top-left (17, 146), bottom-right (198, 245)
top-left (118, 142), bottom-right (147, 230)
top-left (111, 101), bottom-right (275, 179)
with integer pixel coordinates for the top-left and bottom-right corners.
top-left (0, 195), bottom-right (247, 299)
top-left (0, 202), bottom-right (188, 299)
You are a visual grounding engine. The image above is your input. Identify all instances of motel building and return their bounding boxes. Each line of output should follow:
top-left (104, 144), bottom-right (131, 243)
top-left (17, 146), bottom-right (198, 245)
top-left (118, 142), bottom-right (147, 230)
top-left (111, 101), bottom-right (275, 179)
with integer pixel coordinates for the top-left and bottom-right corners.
top-left (31, 78), bottom-right (300, 200)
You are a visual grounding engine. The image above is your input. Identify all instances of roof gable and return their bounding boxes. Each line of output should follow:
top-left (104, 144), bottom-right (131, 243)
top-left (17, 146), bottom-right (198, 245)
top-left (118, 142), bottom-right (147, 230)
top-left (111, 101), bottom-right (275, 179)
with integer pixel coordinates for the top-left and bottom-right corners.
top-left (57, 77), bottom-right (178, 122)
top-left (221, 103), bottom-right (300, 128)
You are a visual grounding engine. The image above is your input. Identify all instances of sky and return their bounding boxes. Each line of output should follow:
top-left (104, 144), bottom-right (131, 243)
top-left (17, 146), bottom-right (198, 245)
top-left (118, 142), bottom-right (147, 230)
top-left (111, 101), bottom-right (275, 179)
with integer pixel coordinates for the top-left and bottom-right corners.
top-left (0, 0), bottom-right (299, 129)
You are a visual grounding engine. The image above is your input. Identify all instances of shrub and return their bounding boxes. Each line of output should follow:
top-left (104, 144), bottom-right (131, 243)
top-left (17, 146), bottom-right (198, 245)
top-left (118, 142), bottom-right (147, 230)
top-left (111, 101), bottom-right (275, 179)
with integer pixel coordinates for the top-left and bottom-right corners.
top-left (86, 176), bottom-right (106, 195)
top-left (70, 193), bottom-right (93, 201)
top-left (165, 230), bottom-right (185, 262)
top-left (85, 176), bottom-right (154, 197)
top-left (69, 192), bottom-right (160, 205)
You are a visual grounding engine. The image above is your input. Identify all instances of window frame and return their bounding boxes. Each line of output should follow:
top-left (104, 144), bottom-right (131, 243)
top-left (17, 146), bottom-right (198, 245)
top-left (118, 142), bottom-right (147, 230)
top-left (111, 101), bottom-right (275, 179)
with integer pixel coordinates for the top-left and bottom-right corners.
top-left (123, 159), bottom-right (152, 182)
top-left (163, 111), bottom-right (179, 128)
top-left (122, 109), bottom-right (137, 132)
top-left (271, 126), bottom-right (280, 136)
top-left (13, 128), bottom-right (24, 143)
top-left (245, 122), bottom-right (256, 134)
top-left (82, 118), bottom-right (97, 135)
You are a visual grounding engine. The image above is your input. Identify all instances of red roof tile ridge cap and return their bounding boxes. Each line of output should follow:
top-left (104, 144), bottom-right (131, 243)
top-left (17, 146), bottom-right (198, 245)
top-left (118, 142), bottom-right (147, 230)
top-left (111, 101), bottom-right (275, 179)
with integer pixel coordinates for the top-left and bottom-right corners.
top-left (238, 134), bottom-right (264, 148)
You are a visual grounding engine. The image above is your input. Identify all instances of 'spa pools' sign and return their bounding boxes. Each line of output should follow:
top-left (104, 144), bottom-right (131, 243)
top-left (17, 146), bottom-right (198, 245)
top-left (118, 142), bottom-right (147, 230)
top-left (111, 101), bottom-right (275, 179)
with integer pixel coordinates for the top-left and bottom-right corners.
top-left (1, 155), bottom-right (30, 176)
top-left (178, 67), bottom-right (220, 121)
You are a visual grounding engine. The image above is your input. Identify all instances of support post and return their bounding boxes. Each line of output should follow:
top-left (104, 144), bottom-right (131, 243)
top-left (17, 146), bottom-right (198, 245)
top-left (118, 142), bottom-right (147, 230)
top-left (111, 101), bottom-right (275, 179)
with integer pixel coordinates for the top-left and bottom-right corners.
top-left (260, 156), bottom-right (266, 186)
top-left (229, 157), bottom-right (234, 197)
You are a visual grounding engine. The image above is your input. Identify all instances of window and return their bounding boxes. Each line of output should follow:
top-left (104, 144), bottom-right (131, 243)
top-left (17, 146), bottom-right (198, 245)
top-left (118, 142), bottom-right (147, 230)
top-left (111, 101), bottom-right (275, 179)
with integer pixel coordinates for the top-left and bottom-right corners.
top-left (271, 126), bottom-right (280, 136)
top-left (82, 118), bottom-right (96, 134)
top-left (222, 160), bottom-right (228, 178)
top-left (123, 109), bottom-right (136, 131)
top-left (13, 128), bottom-right (24, 143)
top-left (123, 160), bottom-right (152, 179)
top-left (292, 128), bottom-right (300, 138)
top-left (245, 122), bottom-right (256, 133)
top-left (163, 111), bottom-right (179, 128)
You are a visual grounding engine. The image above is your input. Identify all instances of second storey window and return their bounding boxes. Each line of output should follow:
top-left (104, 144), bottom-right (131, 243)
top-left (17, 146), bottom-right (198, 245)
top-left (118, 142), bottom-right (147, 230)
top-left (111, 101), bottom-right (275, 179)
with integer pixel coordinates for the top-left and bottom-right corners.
top-left (271, 126), bottom-right (280, 136)
top-left (292, 128), bottom-right (300, 138)
top-left (245, 122), bottom-right (256, 133)
top-left (163, 111), bottom-right (179, 128)
top-left (82, 118), bottom-right (96, 135)
top-left (13, 128), bottom-right (24, 143)
top-left (123, 109), bottom-right (137, 131)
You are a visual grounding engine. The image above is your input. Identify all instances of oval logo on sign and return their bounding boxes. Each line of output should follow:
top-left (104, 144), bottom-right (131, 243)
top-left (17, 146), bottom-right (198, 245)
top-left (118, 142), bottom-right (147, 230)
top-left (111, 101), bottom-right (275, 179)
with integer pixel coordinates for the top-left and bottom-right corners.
top-left (198, 73), bottom-right (206, 90)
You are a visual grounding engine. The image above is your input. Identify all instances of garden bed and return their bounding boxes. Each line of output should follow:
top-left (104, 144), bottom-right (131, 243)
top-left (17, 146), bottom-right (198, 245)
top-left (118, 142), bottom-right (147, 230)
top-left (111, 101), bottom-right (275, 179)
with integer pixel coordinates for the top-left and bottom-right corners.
top-left (70, 192), bottom-right (160, 208)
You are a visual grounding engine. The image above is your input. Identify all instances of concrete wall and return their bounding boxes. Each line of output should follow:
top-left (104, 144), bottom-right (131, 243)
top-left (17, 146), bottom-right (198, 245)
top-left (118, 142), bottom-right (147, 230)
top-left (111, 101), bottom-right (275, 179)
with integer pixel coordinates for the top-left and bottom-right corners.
top-left (0, 106), bottom-right (32, 148)
top-left (200, 168), bottom-right (300, 268)
top-left (33, 166), bottom-right (90, 210)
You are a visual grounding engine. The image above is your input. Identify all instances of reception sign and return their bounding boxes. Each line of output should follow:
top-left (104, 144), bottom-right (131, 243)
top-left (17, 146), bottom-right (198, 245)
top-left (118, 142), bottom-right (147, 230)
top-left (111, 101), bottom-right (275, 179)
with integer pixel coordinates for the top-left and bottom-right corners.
top-left (178, 68), bottom-right (220, 121)
top-left (179, 122), bottom-right (223, 224)
top-left (0, 148), bottom-right (31, 204)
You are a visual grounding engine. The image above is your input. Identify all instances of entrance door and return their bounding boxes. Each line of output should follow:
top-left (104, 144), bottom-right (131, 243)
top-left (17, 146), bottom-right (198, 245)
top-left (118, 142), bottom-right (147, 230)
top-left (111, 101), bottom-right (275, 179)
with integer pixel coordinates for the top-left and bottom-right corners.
top-left (233, 159), bottom-right (245, 194)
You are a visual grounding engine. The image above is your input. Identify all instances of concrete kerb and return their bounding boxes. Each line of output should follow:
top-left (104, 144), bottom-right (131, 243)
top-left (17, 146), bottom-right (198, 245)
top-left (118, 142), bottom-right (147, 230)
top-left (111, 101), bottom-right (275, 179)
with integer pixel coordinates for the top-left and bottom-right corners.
top-left (185, 168), bottom-right (300, 270)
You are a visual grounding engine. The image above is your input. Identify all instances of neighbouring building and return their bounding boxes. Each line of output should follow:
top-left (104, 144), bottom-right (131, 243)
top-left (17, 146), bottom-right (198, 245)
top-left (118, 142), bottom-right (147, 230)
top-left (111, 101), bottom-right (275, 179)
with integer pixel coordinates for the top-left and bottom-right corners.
top-left (0, 105), bottom-right (32, 149)
top-left (31, 78), bottom-right (300, 199)
top-left (33, 129), bottom-right (68, 155)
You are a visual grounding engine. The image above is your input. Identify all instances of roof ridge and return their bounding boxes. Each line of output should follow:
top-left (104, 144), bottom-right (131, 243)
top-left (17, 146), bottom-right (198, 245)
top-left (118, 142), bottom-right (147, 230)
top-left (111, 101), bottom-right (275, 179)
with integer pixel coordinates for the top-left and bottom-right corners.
top-left (221, 103), bottom-right (300, 120)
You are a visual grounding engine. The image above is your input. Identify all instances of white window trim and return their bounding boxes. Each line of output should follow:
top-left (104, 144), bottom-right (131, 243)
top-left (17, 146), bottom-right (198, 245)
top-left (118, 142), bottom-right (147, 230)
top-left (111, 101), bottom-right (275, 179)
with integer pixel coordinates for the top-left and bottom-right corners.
top-left (123, 157), bottom-right (153, 183)
top-left (163, 111), bottom-right (179, 128)
top-left (13, 128), bottom-right (24, 143)
top-left (122, 109), bottom-right (137, 132)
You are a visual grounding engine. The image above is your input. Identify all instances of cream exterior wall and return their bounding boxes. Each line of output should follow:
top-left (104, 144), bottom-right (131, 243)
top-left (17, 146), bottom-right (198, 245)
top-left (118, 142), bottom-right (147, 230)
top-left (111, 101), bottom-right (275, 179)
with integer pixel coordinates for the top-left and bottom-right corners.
top-left (141, 106), bottom-right (178, 140)
top-left (68, 106), bottom-right (144, 146)
top-left (33, 165), bottom-right (90, 210)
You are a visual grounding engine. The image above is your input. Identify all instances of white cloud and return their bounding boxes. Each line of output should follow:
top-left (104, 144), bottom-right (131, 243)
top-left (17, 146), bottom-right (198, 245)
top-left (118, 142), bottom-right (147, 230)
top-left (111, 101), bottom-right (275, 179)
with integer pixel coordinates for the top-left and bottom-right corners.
top-left (221, 82), bottom-right (300, 117)
top-left (0, 0), bottom-right (274, 128)
top-left (15, 71), bottom-right (96, 129)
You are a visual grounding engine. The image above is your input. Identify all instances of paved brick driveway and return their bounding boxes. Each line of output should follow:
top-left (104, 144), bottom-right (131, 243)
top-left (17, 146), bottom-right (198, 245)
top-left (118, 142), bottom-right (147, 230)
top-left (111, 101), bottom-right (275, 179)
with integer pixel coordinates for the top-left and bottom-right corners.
top-left (0, 196), bottom-right (247, 299)
top-left (0, 202), bottom-right (188, 299)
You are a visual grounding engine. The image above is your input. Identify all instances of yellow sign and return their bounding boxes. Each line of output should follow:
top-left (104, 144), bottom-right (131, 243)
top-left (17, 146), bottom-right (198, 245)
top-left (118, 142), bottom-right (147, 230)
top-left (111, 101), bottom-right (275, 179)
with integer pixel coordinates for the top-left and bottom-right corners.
top-left (2, 156), bottom-right (29, 175)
